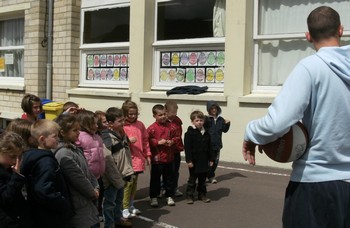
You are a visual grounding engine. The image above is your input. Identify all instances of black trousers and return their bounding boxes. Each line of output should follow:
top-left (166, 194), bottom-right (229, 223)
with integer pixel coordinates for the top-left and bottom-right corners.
top-left (283, 180), bottom-right (350, 228)
top-left (149, 163), bottom-right (175, 198)
top-left (186, 168), bottom-right (207, 198)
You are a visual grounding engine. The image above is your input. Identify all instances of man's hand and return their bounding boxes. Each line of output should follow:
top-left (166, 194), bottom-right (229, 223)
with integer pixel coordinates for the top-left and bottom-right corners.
top-left (242, 140), bottom-right (257, 166)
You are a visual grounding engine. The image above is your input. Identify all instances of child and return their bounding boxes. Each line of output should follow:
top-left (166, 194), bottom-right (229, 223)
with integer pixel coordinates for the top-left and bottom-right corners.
top-left (21, 94), bottom-right (43, 122)
top-left (184, 110), bottom-right (215, 204)
top-left (76, 110), bottom-right (106, 180)
top-left (101, 107), bottom-right (134, 228)
top-left (122, 100), bottom-right (151, 218)
top-left (205, 100), bottom-right (230, 184)
top-left (54, 114), bottom-right (100, 227)
top-left (165, 100), bottom-right (184, 197)
top-left (0, 131), bottom-right (33, 228)
top-left (6, 118), bottom-right (38, 149)
top-left (20, 119), bottom-right (73, 228)
top-left (147, 104), bottom-right (180, 207)
top-left (62, 101), bottom-right (80, 115)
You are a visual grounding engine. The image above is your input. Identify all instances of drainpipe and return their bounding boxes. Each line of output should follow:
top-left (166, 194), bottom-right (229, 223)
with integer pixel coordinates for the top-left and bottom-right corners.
top-left (46, 0), bottom-right (53, 100)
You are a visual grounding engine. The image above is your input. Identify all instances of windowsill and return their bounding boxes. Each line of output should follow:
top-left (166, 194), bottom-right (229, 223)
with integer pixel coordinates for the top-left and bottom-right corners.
top-left (0, 83), bottom-right (25, 91)
top-left (238, 93), bottom-right (277, 104)
top-left (139, 91), bottom-right (227, 102)
top-left (0, 111), bottom-right (22, 120)
top-left (66, 87), bottom-right (131, 98)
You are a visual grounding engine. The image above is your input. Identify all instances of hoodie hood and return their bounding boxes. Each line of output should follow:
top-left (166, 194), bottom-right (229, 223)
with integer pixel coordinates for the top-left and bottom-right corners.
top-left (21, 148), bottom-right (54, 176)
top-left (317, 45), bottom-right (350, 86)
top-left (206, 100), bottom-right (221, 115)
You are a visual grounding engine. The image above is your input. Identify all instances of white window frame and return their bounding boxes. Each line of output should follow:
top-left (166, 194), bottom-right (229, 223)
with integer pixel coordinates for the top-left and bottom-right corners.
top-left (0, 17), bottom-right (24, 87)
top-left (252, 0), bottom-right (350, 94)
top-left (79, 1), bottom-right (130, 88)
top-left (152, 0), bottom-right (225, 92)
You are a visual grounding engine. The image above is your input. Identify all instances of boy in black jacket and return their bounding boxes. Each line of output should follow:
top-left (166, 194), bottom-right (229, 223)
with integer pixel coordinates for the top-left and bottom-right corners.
top-left (184, 110), bottom-right (215, 204)
top-left (20, 120), bottom-right (73, 228)
top-left (205, 100), bottom-right (230, 184)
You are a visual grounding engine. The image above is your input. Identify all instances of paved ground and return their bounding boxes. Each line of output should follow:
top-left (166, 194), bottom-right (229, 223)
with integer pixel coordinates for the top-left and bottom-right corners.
top-left (126, 160), bottom-right (291, 228)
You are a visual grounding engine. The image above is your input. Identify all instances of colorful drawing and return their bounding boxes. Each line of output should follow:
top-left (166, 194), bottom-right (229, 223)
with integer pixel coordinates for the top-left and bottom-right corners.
top-left (171, 53), bottom-right (179, 66)
top-left (100, 55), bottom-right (107, 67)
top-left (196, 68), bottom-right (205, 82)
top-left (87, 55), bottom-right (94, 67)
top-left (114, 69), bottom-right (120, 80)
top-left (93, 55), bottom-right (100, 67)
top-left (198, 52), bottom-right (207, 66)
top-left (186, 68), bottom-right (195, 82)
top-left (120, 68), bottom-right (128, 80)
top-left (121, 54), bottom-right (128, 66)
top-left (207, 52), bottom-right (216, 66)
top-left (107, 55), bottom-right (114, 67)
top-left (169, 69), bottom-right (176, 81)
top-left (217, 51), bottom-right (225, 66)
top-left (206, 68), bottom-right (215, 82)
top-left (87, 68), bottom-right (94, 80)
top-left (100, 69), bottom-right (107, 80)
top-left (114, 55), bottom-right (121, 66)
top-left (215, 68), bottom-right (224, 82)
top-left (160, 69), bottom-right (169, 81)
top-left (94, 69), bottom-right (101, 80)
top-left (176, 68), bottom-right (185, 82)
top-left (189, 52), bottom-right (198, 66)
top-left (107, 69), bottom-right (113, 80)
top-left (162, 53), bottom-right (170, 67)
top-left (180, 52), bottom-right (189, 66)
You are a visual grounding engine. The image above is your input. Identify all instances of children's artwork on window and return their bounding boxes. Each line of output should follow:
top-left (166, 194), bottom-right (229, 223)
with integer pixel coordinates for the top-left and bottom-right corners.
top-left (159, 50), bottom-right (224, 84)
top-left (86, 53), bottom-right (129, 81)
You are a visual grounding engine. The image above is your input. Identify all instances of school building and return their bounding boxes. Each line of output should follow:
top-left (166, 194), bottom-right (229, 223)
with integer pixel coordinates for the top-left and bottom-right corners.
top-left (0, 0), bottom-right (349, 168)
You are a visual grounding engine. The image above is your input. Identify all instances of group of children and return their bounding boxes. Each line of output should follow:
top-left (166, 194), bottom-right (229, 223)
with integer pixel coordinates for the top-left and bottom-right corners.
top-left (0, 93), bottom-right (230, 228)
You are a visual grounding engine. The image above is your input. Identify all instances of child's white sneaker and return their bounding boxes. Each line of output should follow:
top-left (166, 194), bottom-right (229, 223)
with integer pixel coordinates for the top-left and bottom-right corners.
top-left (150, 198), bottom-right (158, 207)
top-left (166, 197), bottom-right (175, 206)
top-left (129, 206), bottom-right (141, 215)
top-left (122, 209), bottom-right (135, 219)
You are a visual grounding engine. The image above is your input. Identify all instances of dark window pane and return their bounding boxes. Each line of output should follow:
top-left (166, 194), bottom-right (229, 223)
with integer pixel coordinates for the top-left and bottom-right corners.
top-left (83, 6), bottom-right (130, 43)
top-left (157, 0), bottom-right (216, 40)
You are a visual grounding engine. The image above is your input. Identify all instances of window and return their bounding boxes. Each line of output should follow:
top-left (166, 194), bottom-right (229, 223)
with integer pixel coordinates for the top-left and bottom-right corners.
top-left (253, 0), bottom-right (350, 93)
top-left (80, 1), bottom-right (130, 88)
top-left (153, 0), bottom-right (226, 92)
top-left (0, 18), bottom-right (24, 78)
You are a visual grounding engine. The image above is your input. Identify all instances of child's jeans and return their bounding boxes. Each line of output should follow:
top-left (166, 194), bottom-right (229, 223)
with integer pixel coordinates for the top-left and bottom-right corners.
top-left (149, 163), bottom-right (175, 198)
top-left (208, 150), bottom-right (220, 179)
top-left (186, 168), bottom-right (207, 198)
top-left (103, 185), bottom-right (124, 228)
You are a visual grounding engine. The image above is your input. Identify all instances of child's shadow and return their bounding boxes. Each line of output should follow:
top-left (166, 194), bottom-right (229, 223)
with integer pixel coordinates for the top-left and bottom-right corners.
top-left (216, 172), bottom-right (246, 182)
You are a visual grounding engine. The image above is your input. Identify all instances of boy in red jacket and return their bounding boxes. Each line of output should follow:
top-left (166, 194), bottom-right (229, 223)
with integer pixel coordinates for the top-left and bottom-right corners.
top-left (147, 104), bottom-right (180, 207)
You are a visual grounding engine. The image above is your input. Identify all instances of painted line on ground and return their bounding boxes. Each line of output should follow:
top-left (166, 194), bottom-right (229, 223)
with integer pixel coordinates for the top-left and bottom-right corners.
top-left (216, 164), bottom-right (291, 177)
top-left (137, 215), bottom-right (178, 228)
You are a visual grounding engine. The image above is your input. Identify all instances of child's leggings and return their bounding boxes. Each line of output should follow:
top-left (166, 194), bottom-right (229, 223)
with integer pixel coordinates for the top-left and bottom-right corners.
top-left (123, 173), bottom-right (139, 209)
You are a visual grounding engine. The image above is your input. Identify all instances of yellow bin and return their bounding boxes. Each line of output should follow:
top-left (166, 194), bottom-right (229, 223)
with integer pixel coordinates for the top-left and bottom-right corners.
top-left (43, 102), bottom-right (64, 120)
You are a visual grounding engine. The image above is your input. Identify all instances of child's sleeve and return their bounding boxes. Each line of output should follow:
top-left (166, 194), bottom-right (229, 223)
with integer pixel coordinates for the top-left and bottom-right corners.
top-left (142, 124), bottom-right (152, 158)
top-left (0, 172), bottom-right (25, 206)
top-left (184, 132), bottom-right (193, 163)
top-left (222, 117), bottom-right (231, 133)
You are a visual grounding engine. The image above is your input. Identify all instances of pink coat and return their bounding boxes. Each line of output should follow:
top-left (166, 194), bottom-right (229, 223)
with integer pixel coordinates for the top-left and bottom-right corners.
top-left (76, 131), bottom-right (106, 179)
top-left (123, 120), bottom-right (151, 172)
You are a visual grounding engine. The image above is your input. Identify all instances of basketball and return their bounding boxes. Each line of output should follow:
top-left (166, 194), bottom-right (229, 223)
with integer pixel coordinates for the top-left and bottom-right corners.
top-left (259, 122), bottom-right (309, 163)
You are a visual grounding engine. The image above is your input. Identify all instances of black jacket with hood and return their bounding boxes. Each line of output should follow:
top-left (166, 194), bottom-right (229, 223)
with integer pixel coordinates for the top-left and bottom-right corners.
top-left (205, 100), bottom-right (231, 151)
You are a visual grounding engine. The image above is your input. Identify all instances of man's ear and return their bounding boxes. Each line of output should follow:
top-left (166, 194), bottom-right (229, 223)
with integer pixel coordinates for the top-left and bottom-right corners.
top-left (305, 32), bottom-right (312, 43)
top-left (338, 25), bottom-right (344, 37)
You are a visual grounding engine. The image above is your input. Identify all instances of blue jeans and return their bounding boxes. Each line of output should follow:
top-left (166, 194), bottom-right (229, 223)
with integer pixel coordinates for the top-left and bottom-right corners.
top-left (103, 185), bottom-right (124, 228)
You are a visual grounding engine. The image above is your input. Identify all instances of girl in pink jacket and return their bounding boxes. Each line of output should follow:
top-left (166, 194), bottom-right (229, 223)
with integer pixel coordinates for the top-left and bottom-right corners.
top-left (76, 110), bottom-right (106, 180)
top-left (122, 100), bottom-right (151, 218)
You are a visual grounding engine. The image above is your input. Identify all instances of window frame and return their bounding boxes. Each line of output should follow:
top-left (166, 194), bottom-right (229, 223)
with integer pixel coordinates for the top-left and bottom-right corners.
top-left (79, 2), bottom-right (130, 88)
top-left (0, 17), bottom-right (25, 87)
top-left (152, 0), bottom-right (226, 92)
top-left (252, 0), bottom-right (350, 94)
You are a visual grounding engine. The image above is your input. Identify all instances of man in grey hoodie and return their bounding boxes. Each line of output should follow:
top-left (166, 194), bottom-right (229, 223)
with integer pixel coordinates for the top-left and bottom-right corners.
top-left (243, 6), bottom-right (350, 228)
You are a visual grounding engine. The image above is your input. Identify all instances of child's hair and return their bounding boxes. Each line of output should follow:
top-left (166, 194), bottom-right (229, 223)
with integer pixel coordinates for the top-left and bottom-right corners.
top-left (0, 131), bottom-right (25, 155)
top-left (21, 94), bottom-right (42, 114)
top-left (122, 100), bottom-right (139, 117)
top-left (95, 110), bottom-right (106, 131)
top-left (105, 107), bottom-right (124, 123)
top-left (190, 110), bottom-right (205, 121)
top-left (165, 100), bottom-right (178, 110)
top-left (152, 104), bottom-right (165, 115)
top-left (76, 109), bottom-right (96, 134)
top-left (63, 101), bottom-right (79, 112)
top-left (6, 118), bottom-right (35, 148)
top-left (31, 119), bottom-right (60, 140)
top-left (55, 114), bottom-right (79, 140)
